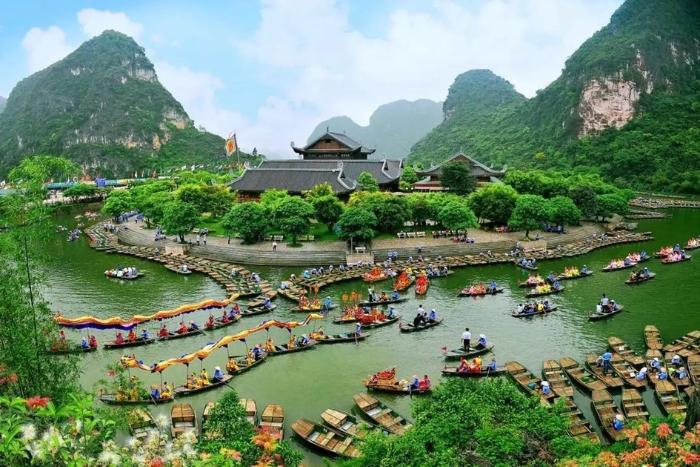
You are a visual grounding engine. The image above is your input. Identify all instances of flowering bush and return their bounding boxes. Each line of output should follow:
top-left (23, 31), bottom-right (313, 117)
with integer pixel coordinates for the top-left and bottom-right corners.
top-left (559, 418), bottom-right (700, 467)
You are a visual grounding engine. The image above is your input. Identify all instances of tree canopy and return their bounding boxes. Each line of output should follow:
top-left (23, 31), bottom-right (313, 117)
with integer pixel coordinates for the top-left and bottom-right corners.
top-left (221, 202), bottom-right (269, 244)
top-left (357, 172), bottom-right (380, 192)
top-left (467, 183), bottom-right (518, 224)
top-left (161, 201), bottom-right (199, 241)
top-left (101, 190), bottom-right (133, 219)
top-left (311, 195), bottom-right (345, 232)
top-left (273, 197), bottom-right (313, 245)
top-left (335, 208), bottom-right (377, 242)
top-left (547, 195), bottom-right (581, 226)
top-left (440, 161), bottom-right (477, 196)
top-left (509, 194), bottom-right (549, 238)
top-left (438, 201), bottom-right (479, 233)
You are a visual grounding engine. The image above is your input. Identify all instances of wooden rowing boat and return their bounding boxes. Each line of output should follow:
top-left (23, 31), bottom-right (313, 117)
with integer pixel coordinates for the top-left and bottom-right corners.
top-left (399, 317), bottom-right (444, 332)
top-left (291, 304), bottom-right (338, 312)
top-left (661, 255), bottom-right (692, 264)
top-left (551, 395), bottom-right (600, 443)
top-left (555, 271), bottom-right (594, 281)
top-left (506, 361), bottom-right (556, 405)
top-left (687, 354), bottom-right (700, 386)
top-left (655, 379), bottom-right (686, 418)
top-left (361, 315), bottom-right (401, 329)
top-left (353, 392), bottom-right (413, 435)
top-left (609, 353), bottom-right (647, 389)
top-left (105, 272), bottom-right (144, 280)
top-left (559, 357), bottom-right (607, 392)
top-left (525, 286), bottom-right (564, 297)
top-left (241, 305), bottom-right (275, 316)
top-left (240, 398), bottom-right (257, 425)
top-left (171, 403), bottom-right (197, 440)
top-left (259, 404), bottom-right (284, 440)
top-left (664, 352), bottom-right (691, 388)
top-left (165, 264), bottom-right (192, 275)
top-left (98, 394), bottom-right (174, 406)
top-left (173, 375), bottom-right (233, 397)
top-left (362, 379), bottom-right (431, 394)
top-left (662, 330), bottom-right (700, 356)
top-left (443, 342), bottom-right (494, 360)
top-left (269, 340), bottom-right (318, 355)
top-left (441, 365), bottom-right (507, 377)
top-left (514, 261), bottom-right (538, 271)
top-left (588, 305), bottom-right (625, 321)
top-left (414, 276), bottom-right (430, 295)
top-left (47, 344), bottom-right (97, 355)
top-left (457, 287), bottom-right (504, 297)
top-left (608, 336), bottom-right (645, 367)
top-left (363, 268), bottom-right (394, 283)
top-left (321, 409), bottom-right (384, 438)
top-left (625, 272), bottom-right (656, 284)
top-left (512, 305), bottom-right (558, 318)
top-left (103, 337), bottom-right (156, 349)
top-left (621, 388), bottom-right (649, 423)
top-left (227, 351), bottom-right (268, 375)
top-left (542, 360), bottom-right (574, 398)
top-left (591, 389), bottom-right (625, 441)
top-left (158, 328), bottom-right (204, 341)
top-left (312, 332), bottom-right (369, 344)
top-left (356, 297), bottom-right (407, 307)
top-left (602, 263), bottom-right (636, 272)
top-left (393, 274), bottom-right (415, 291)
top-left (204, 315), bottom-right (241, 331)
top-left (584, 353), bottom-right (624, 388)
top-left (128, 409), bottom-right (155, 440)
top-left (291, 419), bottom-right (361, 458)
top-left (644, 325), bottom-right (663, 350)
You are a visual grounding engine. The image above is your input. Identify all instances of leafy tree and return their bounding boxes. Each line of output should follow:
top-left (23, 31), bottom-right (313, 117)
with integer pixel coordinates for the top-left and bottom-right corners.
top-left (175, 184), bottom-right (207, 212)
top-left (407, 194), bottom-right (433, 227)
top-left (373, 196), bottom-right (411, 232)
top-left (101, 190), bottom-right (133, 219)
top-left (311, 195), bottom-right (344, 232)
top-left (303, 182), bottom-right (334, 200)
top-left (0, 156), bottom-right (82, 405)
top-left (161, 201), bottom-right (199, 242)
top-left (200, 184), bottom-right (237, 218)
top-left (357, 172), bottom-right (380, 192)
top-left (569, 185), bottom-right (598, 218)
top-left (62, 183), bottom-right (96, 200)
top-left (400, 166), bottom-right (419, 185)
top-left (440, 161), bottom-right (477, 196)
top-left (259, 189), bottom-right (290, 211)
top-left (273, 197), bottom-right (313, 245)
top-left (140, 191), bottom-right (173, 227)
top-left (438, 201), bottom-right (478, 234)
top-left (221, 203), bottom-right (269, 244)
top-left (547, 196), bottom-right (581, 226)
top-left (467, 183), bottom-right (518, 224)
top-left (336, 208), bottom-right (377, 243)
top-left (508, 194), bottom-right (549, 238)
top-left (595, 193), bottom-right (628, 222)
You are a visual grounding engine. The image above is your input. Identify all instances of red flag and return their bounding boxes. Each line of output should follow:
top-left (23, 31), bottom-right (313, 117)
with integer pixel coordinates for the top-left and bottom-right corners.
top-left (441, 346), bottom-right (447, 351)
top-left (398, 322), bottom-right (402, 329)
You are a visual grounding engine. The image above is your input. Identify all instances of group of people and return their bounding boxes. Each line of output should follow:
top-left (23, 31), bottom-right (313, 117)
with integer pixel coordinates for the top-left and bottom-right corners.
top-left (106, 265), bottom-right (139, 278)
top-left (628, 267), bottom-right (652, 282)
top-left (513, 300), bottom-right (553, 315)
top-left (365, 288), bottom-right (401, 303)
top-left (461, 281), bottom-right (499, 295)
top-left (515, 257), bottom-right (537, 268)
top-left (532, 282), bottom-right (558, 294)
top-left (80, 335), bottom-right (98, 349)
top-left (456, 355), bottom-right (498, 373)
top-left (664, 250), bottom-right (687, 262)
top-left (185, 365), bottom-right (225, 389)
top-left (297, 296), bottom-right (333, 311)
top-left (606, 258), bottom-right (635, 270)
top-left (461, 329), bottom-right (488, 352)
top-left (412, 304), bottom-right (438, 327)
top-left (595, 294), bottom-right (619, 314)
top-left (227, 344), bottom-right (265, 371)
top-left (115, 329), bottom-right (150, 344)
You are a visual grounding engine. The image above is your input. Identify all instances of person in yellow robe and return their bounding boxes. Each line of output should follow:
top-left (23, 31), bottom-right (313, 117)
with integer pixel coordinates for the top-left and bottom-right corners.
top-left (265, 337), bottom-right (275, 352)
top-left (288, 335), bottom-right (296, 349)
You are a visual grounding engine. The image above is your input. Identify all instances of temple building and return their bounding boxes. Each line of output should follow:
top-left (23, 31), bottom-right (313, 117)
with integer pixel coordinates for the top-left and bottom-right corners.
top-left (228, 131), bottom-right (403, 200)
top-left (412, 152), bottom-right (507, 192)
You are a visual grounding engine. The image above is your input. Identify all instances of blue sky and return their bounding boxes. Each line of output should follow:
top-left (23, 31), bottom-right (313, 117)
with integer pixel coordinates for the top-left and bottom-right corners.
top-left (0, 0), bottom-right (624, 156)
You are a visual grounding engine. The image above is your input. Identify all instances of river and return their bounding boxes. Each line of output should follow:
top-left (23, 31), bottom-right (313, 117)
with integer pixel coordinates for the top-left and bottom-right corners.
top-left (43, 206), bottom-right (700, 465)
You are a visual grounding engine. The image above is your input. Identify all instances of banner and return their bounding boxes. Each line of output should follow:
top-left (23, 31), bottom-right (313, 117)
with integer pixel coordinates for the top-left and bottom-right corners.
top-left (225, 131), bottom-right (238, 156)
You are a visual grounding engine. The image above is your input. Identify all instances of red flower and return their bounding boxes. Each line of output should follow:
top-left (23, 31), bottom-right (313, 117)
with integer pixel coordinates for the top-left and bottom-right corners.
top-left (636, 437), bottom-right (648, 448)
top-left (656, 422), bottom-right (673, 440)
top-left (148, 458), bottom-right (165, 467)
top-left (25, 396), bottom-right (50, 410)
top-left (639, 422), bottom-right (650, 434)
top-left (107, 370), bottom-right (116, 377)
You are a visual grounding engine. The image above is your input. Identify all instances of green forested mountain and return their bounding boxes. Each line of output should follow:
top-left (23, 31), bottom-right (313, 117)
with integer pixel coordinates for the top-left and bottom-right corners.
top-left (409, 0), bottom-right (700, 193)
top-left (0, 31), bottom-right (248, 178)
top-left (308, 99), bottom-right (442, 159)
top-left (0, 97), bottom-right (6, 114)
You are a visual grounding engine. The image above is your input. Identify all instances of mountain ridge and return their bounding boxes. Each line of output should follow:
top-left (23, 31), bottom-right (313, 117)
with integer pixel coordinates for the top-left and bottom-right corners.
top-left (0, 97), bottom-right (6, 114)
top-left (408, 0), bottom-right (700, 192)
top-left (307, 99), bottom-right (442, 159)
top-left (0, 30), bottom-right (247, 177)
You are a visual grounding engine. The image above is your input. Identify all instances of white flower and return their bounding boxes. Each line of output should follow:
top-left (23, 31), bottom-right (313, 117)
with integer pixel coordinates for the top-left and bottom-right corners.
top-left (154, 414), bottom-right (169, 430)
top-left (72, 419), bottom-right (83, 432)
top-left (20, 424), bottom-right (37, 441)
top-left (98, 450), bottom-right (121, 466)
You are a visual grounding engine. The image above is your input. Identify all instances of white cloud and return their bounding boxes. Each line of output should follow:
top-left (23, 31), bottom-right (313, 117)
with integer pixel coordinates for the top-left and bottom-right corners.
top-left (21, 26), bottom-right (74, 73)
top-left (77, 9), bottom-right (143, 40)
top-left (233, 0), bottom-right (623, 155)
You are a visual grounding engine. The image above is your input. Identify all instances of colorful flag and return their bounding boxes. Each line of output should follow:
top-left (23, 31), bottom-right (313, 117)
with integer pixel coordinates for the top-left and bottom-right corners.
top-left (225, 131), bottom-right (238, 156)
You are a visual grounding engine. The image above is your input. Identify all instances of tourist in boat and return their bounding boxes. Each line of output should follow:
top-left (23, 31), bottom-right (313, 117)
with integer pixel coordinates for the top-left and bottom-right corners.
top-left (488, 281), bottom-right (498, 292)
top-left (181, 265), bottom-right (189, 273)
top-left (324, 297), bottom-right (333, 311)
top-left (81, 337), bottom-right (89, 349)
top-left (151, 384), bottom-right (160, 399)
top-left (462, 328), bottom-right (471, 351)
top-left (265, 337), bottom-right (275, 352)
top-left (476, 334), bottom-right (487, 349)
top-left (115, 332), bottom-right (125, 344)
top-left (410, 375), bottom-right (420, 390)
top-left (232, 302), bottom-right (241, 314)
top-left (672, 354), bottom-right (682, 366)
top-left (489, 356), bottom-right (497, 371)
top-left (188, 373), bottom-right (199, 388)
top-left (419, 375), bottom-right (431, 390)
top-left (161, 382), bottom-right (172, 399)
top-left (140, 330), bottom-right (149, 340)
top-left (428, 309), bottom-right (437, 323)
top-left (552, 280), bottom-right (561, 289)
top-left (600, 294), bottom-right (609, 310)
top-left (413, 313), bottom-right (425, 328)
top-left (221, 310), bottom-right (230, 323)
top-left (613, 414), bottom-right (625, 431)
top-left (200, 368), bottom-right (210, 385)
top-left (391, 289), bottom-right (400, 300)
top-left (387, 306), bottom-right (397, 319)
top-left (677, 367), bottom-right (688, 381)
top-left (643, 267), bottom-right (650, 277)
top-left (158, 325), bottom-right (169, 337)
top-left (457, 358), bottom-right (469, 373)
top-left (176, 322), bottom-right (188, 334)
top-left (472, 356), bottom-right (482, 372)
top-left (582, 265), bottom-right (588, 274)
top-left (657, 367), bottom-right (668, 380)
top-left (213, 366), bottom-right (224, 381)
top-left (636, 367), bottom-right (648, 382)
top-left (227, 358), bottom-right (240, 372)
top-left (128, 329), bottom-right (137, 342)
top-left (58, 330), bottom-right (66, 344)
top-left (88, 335), bottom-right (98, 348)
top-left (252, 343), bottom-right (263, 360)
top-left (650, 358), bottom-right (660, 372)
top-left (190, 321), bottom-right (199, 330)
top-left (609, 300), bottom-right (618, 312)
top-left (541, 381), bottom-right (551, 395)
top-left (205, 315), bottom-right (215, 328)
top-left (298, 334), bottom-right (310, 346)
top-left (602, 351), bottom-right (613, 375)
top-left (288, 335), bottom-right (296, 349)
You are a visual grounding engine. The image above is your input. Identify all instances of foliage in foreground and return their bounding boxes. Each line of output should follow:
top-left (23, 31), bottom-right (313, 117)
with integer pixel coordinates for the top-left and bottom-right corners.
top-left (339, 378), bottom-right (599, 467)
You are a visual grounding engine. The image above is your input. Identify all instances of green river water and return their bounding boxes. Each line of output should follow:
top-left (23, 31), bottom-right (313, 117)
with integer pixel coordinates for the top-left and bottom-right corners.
top-left (44, 207), bottom-right (700, 465)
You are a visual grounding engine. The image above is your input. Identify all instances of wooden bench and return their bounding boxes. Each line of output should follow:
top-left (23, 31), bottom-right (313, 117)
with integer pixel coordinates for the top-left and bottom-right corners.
top-left (407, 232), bottom-right (416, 238)
top-left (416, 231), bottom-right (426, 237)
top-left (264, 235), bottom-right (272, 241)
top-left (273, 235), bottom-right (284, 241)
top-left (355, 247), bottom-right (366, 254)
